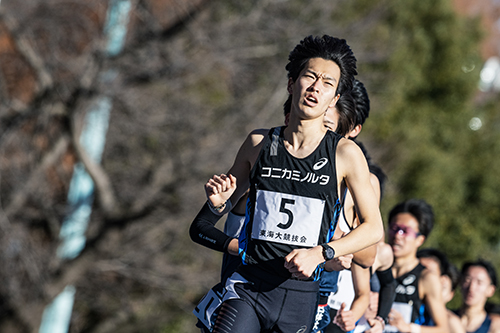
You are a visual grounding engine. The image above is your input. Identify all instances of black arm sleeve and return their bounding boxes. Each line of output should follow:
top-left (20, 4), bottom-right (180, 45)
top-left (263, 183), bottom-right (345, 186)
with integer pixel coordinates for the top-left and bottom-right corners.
top-left (189, 202), bottom-right (234, 253)
top-left (375, 267), bottom-right (397, 321)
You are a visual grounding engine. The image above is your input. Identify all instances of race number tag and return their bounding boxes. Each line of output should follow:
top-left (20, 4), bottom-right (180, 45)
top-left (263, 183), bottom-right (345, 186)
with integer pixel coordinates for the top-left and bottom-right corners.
top-left (384, 302), bottom-right (413, 332)
top-left (252, 189), bottom-right (325, 247)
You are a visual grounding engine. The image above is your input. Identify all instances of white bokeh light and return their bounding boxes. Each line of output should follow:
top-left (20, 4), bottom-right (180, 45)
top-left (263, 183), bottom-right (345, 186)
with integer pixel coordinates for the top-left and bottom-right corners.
top-left (479, 57), bottom-right (500, 92)
top-left (469, 117), bottom-right (482, 131)
top-left (462, 63), bottom-right (475, 73)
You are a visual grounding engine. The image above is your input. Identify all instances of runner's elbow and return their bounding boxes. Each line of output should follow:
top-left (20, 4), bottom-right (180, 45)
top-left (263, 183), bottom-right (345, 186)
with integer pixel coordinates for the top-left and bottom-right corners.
top-left (371, 219), bottom-right (384, 245)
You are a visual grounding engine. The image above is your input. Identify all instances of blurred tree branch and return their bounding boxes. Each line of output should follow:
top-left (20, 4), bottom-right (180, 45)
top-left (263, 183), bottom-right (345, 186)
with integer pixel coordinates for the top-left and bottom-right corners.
top-left (0, 9), bottom-right (53, 94)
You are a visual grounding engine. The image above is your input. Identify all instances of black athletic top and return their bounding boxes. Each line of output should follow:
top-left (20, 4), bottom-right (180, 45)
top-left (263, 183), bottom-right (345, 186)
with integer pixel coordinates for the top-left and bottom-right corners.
top-left (450, 310), bottom-right (492, 333)
top-left (394, 263), bottom-right (426, 323)
top-left (468, 314), bottom-right (491, 333)
top-left (238, 126), bottom-right (342, 282)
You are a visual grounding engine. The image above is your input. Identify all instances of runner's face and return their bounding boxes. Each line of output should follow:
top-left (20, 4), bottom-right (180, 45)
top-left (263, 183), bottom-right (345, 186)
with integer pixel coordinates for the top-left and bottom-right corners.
top-left (441, 275), bottom-right (454, 303)
top-left (420, 257), bottom-right (452, 302)
top-left (419, 257), bottom-right (441, 275)
top-left (323, 107), bottom-right (340, 133)
top-left (288, 58), bottom-right (340, 120)
top-left (388, 213), bottom-right (423, 258)
top-left (461, 266), bottom-right (495, 307)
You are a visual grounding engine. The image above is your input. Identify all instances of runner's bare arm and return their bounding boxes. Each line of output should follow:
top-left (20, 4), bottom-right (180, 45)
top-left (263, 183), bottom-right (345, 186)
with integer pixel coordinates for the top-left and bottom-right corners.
top-left (339, 263), bottom-right (371, 331)
top-left (350, 173), bottom-right (382, 267)
top-left (488, 314), bottom-right (500, 333)
top-left (225, 129), bottom-right (268, 206)
top-left (190, 129), bottom-right (268, 256)
top-left (418, 269), bottom-right (450, 333)
top-left (373, 242), bottom-right (394, 272)
top-left (327, 140), bottom-right (383, 254)
top-left (284, 139), bottom-right (383, 278)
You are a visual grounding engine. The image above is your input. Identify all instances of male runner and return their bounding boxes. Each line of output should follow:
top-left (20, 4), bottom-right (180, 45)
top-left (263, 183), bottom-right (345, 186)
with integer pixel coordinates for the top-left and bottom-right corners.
top-left (190, 35), bottom-right (383, 333)
top-left (194, 81), bottom-right (358, 333)
top-left (456, 260), bottom-right (500, 333)
top-left (387, 199), bottom-right (450, 333)
top-left (417, 248), bottom-right (465, 333)
top-left (314, 80), bottom-right (395, 333)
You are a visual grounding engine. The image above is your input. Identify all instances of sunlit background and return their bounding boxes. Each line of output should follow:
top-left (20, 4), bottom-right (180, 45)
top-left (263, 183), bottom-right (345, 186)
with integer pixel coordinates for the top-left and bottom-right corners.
top-left (0, 0), bottom-right (499, 332)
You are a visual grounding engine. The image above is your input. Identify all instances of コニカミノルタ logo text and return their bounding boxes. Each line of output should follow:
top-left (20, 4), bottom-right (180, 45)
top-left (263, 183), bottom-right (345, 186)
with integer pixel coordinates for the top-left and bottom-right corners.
top-left (261, 166), bottom-right (330, 185)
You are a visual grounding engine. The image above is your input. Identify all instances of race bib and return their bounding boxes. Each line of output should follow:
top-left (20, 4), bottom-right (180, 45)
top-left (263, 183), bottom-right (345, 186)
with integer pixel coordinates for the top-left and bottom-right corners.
top-left (251, 189), bottom-right (325, 247)
top-left (384, 302), bottom-right (412, 332)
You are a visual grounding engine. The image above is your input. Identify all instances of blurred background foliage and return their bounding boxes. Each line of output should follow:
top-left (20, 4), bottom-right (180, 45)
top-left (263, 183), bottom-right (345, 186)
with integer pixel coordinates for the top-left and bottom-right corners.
top-left (0, 0), bottom-right (499, 331)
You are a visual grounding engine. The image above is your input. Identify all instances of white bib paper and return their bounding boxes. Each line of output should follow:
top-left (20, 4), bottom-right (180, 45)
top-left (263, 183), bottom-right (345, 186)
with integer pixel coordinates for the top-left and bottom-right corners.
top-left (384, 302), bottom-right (412, 332)
top-left (251, 189), bottom-right (325, 247)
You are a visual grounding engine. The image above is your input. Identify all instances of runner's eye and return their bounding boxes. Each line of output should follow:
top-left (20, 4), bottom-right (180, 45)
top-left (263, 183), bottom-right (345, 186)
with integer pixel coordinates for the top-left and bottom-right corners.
top-left (389, 225), bottom-right (420, 237)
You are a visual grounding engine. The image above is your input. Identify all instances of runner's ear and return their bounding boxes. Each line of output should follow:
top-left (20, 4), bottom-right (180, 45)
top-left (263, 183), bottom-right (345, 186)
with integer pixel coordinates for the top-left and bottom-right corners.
top-left (415, 234), bottom-right (425, 248)
top-left (348, 124), bottom-right (362, 139)
top-left (328, 94), bottom-right (340, 109)
top-left (486, 284), bottom-right (496, 298)
top-left (287, 78), bottom-right (294, 94)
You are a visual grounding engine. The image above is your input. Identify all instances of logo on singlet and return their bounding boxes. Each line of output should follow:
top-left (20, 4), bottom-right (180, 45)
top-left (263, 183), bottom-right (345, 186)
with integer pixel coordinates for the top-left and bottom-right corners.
top-left (402, 275), bottom-right (416, 285)
top-left (396, 274), bottom-right (417, 295)
top-left (313, 157), bottom-right (328, 170)
top-left (296, 325), bottom-right (308, 333)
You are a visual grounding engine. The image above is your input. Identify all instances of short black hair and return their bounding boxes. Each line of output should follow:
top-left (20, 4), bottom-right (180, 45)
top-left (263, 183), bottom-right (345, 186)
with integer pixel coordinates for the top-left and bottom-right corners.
top-left (417, 248), bottom-right (449, 276)
top-left (286, 35), bottom-right (357, 96)
top-left (334, 92), bottom-right (356, 137)
top-left (352, 79), bottom-right (370, 128)
top-left (447, 262), bottom-right (461, 291)
top-left (417, 248), bottom-right (461, 290)
top-left (283, 94), bottom-right (292, 117)
top-left (388, 199), bottom-right (434, 238)
top-left (462, 259), bottom-right (498, 287)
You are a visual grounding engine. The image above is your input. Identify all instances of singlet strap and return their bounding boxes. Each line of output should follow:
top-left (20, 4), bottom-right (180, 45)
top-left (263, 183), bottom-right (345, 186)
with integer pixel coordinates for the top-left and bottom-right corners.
top-left (339, 187), bottom-right (355, 232)
top-left (341, 187), bottom-right (348, 204)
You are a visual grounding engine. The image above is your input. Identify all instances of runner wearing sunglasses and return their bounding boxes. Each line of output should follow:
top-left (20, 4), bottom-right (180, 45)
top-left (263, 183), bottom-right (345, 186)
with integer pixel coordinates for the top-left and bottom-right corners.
top-left (386, 199), bottom-right (450, 333)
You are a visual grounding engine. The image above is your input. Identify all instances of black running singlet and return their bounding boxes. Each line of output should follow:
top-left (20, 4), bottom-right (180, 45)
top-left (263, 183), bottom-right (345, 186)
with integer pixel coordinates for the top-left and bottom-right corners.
top-left (238, 126), bottom-right (341, 281)
top-left (394, 263), bottom-right (425, 323)
top-left (469, 314), bottom-right (491, 333)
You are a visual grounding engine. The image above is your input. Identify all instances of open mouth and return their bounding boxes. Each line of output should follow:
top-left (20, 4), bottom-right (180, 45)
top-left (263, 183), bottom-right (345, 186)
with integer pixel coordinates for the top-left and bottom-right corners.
top-left (306, 96), bottom-right (317, 103)
top-left (391, 243), bottom-right (403, 251)
top-left (305, 94), bottom-right (318, 105)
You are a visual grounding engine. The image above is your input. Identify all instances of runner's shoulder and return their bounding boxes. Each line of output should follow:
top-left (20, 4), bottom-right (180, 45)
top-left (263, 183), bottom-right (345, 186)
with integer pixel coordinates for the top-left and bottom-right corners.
top-left (336, 138), bottom-right (367, 172)
top-left (247, 128), bottom-right (271, 147)
top-left (337, 137), bottom-right (363, 156)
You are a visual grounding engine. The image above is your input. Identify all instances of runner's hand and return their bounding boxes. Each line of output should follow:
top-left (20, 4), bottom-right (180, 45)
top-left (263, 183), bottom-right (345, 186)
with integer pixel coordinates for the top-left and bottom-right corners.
top-left (284, 246), bottom-right (324, 279)
top-left (388, 309), bottom-right (409, 332)
top-left (324, 254), bottom-right (353, 271)
top-left (366, 317), bottom-right (384, 333)
top-left (205, 174), bottom-right (237, 207)
top-left (333, 303), bottom-right (356, 331)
